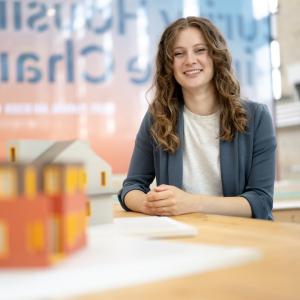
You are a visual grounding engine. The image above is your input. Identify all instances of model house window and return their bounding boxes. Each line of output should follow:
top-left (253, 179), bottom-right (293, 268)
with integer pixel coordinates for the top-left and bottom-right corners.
top-left (43, 166), bottom-right (61, 196)
top-left (24, 167), bottom-right (37, 198)
top-left (0, 222), bottom-right (8, 257)
top-left (9, 147), bottom-right (16, 162)
top-left (100, 171), bottom-right (107, 187)
top-left (78, 210), bottom-right (86, 233)
top-left (49, 216), bottom-right (61, 254)
top-left (0, 168), bottom-right (17, 198)
top-left (79, 169), bottom-right (87, 190)
top-left (66, 212), bottom-right (78, 247)
top-left (26, 220), bottom-right (44, 252)
top-left (86, 201), bottom-right (91, 216)
top-left (65, 167), bottom-right (78, 194)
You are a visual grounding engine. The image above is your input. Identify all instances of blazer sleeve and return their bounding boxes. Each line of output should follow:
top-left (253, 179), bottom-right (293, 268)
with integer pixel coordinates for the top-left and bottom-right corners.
top-left (118, 112), bottom-right (156, 211)
top-left (240, 104), bottom-right (277, 219)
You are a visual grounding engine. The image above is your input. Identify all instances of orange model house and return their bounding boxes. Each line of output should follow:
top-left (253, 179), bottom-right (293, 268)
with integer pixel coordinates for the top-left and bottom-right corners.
top-left (0, 162), bottom-right (87, 268)
top-left (6, 140), bottom-right (113, 225)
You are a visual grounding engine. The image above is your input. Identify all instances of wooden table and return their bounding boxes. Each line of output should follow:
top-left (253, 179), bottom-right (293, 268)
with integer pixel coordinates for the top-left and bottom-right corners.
top-left (273, 200), bottom-right (300, 223)
top-left (76, 204), bottom-right (300, 300)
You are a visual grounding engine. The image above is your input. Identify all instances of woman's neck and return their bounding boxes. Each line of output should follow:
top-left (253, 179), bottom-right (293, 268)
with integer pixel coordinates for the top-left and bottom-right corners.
top-left (182, 85), bottom-right (218, 116)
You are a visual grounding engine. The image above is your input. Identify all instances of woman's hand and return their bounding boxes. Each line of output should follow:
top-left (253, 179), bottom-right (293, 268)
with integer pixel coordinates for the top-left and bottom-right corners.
top-left (126, 185), bottom-right (251, 218)
top-left (144, 184), bottom-right (198, 216)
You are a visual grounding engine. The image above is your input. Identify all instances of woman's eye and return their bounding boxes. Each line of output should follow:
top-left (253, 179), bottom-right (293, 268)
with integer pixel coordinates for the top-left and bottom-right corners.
top-left (174, 52), bottom-right (183, 57)
top-left (196, 48), bottom-right (206, 53)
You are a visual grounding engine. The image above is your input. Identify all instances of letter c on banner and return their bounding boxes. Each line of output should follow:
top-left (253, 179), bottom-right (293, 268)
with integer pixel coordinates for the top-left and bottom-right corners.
top-left (80, 45), bottom-right (113, 84)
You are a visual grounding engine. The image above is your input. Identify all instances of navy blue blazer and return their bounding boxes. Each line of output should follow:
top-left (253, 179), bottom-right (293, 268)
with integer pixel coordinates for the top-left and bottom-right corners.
top-left (118, 100), bottom-right (277, 220)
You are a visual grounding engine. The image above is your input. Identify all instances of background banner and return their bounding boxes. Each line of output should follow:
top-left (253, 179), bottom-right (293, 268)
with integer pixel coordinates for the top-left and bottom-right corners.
top-left (0, 0), bottom-right (273, 173)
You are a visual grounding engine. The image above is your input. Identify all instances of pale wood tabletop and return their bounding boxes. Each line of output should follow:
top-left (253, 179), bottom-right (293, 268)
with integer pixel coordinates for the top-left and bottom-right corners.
top-left (74, 204), bottom-right (300, 300)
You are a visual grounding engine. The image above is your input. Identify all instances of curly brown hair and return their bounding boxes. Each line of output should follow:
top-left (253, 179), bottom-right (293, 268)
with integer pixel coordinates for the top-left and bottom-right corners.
top-left (149, 16), bottom-right (247, 153)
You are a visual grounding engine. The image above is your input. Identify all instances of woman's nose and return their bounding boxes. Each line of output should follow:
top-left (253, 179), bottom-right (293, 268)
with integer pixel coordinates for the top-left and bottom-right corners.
top-left (185, 51), bottom-right (196, 65)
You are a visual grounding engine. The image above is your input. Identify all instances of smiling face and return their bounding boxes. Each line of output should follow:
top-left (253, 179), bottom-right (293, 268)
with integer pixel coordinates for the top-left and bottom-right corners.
top-left (172, 27), bottom-right (214, 94)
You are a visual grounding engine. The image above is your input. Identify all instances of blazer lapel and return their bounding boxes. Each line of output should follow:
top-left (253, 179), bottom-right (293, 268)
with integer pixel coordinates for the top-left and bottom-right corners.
top-left (220, 134), bottom-right (240, 196)
top-left (168, 107), bottom-right (184, 188)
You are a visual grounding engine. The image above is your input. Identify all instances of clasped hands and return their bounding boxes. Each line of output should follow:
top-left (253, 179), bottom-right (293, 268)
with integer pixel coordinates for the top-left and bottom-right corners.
top-left (143, 184), bottom-right (197, 216)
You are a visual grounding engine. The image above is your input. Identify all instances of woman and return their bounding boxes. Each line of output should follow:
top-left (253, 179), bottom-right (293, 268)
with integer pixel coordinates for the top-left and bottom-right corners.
top-left (118, 16), bottom-right (276, 220)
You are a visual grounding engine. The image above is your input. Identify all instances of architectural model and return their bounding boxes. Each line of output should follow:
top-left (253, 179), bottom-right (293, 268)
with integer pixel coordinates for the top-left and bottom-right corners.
top-left (0, 162), bottom-right (87, 267)
top-left (6, 140), bottom-right (113, 224)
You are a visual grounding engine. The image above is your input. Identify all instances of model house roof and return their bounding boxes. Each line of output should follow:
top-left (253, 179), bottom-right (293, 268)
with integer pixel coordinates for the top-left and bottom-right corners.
top-left (6, 140), bottom-right (56, 162)
top-left (33, 140), bottom-right (78, 165)
top-left (27, 140), bottom-right (110, 169)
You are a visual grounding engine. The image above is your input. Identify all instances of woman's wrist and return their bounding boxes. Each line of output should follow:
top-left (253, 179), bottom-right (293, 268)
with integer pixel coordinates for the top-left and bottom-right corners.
top-left (190, 194), bottom-right (204, 213)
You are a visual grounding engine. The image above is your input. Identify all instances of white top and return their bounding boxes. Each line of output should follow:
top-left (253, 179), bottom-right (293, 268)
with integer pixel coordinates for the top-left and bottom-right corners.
top-left (182, 106), bottom-right (223, 196)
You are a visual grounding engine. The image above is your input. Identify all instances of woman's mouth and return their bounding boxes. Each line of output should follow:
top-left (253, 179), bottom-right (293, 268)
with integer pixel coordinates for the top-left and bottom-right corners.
top-left (183, 69), bottom-right (203, 75)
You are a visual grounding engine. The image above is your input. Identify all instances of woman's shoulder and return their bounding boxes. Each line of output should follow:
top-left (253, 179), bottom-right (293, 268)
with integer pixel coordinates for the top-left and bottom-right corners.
top-left (135, 109), bottom-right (154, 139)
top-left (141, 109), bottom-right (153, 127)
top-left (241, 99), bottom-right (266, 111)
top-left (241, 99), bottom-right (274, 134)
top-left (241, 99), bottom-right (272, 120)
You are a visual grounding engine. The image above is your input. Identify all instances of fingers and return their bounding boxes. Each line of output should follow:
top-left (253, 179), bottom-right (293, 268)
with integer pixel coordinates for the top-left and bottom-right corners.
top-left (144, 185), bottom-right (180, 216)
top-left (144, 195), bottom-right (174, 216)
top-left (145, 205), bottom-right (173, 216)
top-left (156, 206), bottom-right (172, 216)
top-left (145, 199), bottom-right (172, 209)
top-left (146, 190), bottom-right (171, 202)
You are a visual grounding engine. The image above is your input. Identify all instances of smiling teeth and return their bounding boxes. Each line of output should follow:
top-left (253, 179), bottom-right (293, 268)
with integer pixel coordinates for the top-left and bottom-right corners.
top-left (184, 69), bottom-right (202, 75)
